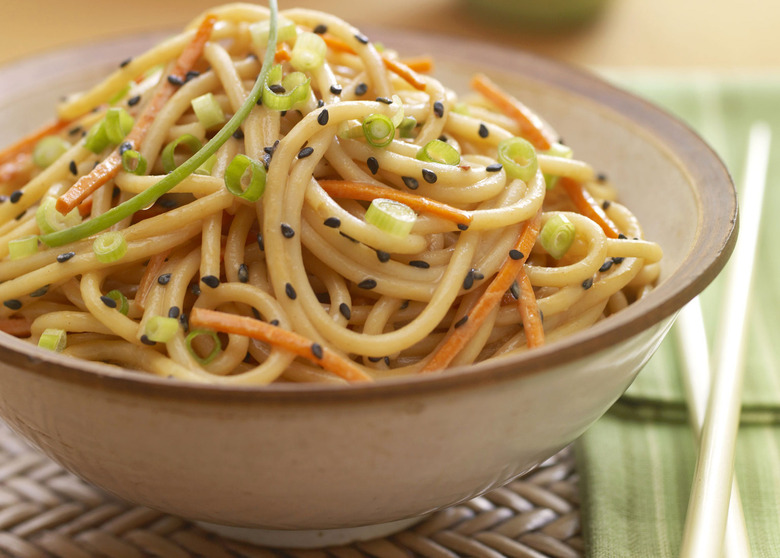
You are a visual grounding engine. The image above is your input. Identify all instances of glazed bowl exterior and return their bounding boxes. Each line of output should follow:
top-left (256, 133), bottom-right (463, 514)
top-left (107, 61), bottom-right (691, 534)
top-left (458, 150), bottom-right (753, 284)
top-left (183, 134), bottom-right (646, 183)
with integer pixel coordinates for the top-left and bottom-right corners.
top-left (0, 29), bottom-right (736, 530)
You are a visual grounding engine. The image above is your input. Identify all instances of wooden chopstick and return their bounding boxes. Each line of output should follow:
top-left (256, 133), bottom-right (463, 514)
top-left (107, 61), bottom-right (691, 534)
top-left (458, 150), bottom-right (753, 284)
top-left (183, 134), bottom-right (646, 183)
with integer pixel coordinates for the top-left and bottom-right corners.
top-left (678, 121), bottom-right (772, 557)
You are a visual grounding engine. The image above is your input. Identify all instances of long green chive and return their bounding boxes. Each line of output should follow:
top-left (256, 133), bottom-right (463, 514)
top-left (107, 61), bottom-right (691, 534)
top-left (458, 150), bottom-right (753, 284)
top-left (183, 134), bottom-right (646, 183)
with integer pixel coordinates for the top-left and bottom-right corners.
top-left (191, 92), bottom-right (226, 130)
top-left (40, 0), bottom-right (280, 248)
top-left (32, 136), bottom-right (71, 169)
top-left (416, 139), bottom-right (460, 165)
top-left (497, 137), bottom-right (538, 183)
top-left (194, 153), bottom-right (217, 176)
top-left (365, 198), bottom-right (417, 237)
top-left (161, 134), bottom-right (203, 173)
top-left (362, 114), bottom-right (395, 147)
top-left (121, 149), bottom-right (148, 175)
top-left (262, 64), bottom-right (311, 111)
top-left (542, 142), bottom-right (573, 190)
top-left (185, 328), bottom-right (222, 365)
top-left (8, 235), bottom-right (38, 260)
top-left (93, 231), bottom-right (127, 263)
top-left (224, 154), bottom-right (266, 201)
top-left (38, 328), bottom-right (67, 352)
top-left (539, 214), bottom-right (576, 259)
top-left (144, 316), bottom-right (180, 343)
top-left (36, 197), bottom-right (82, 235)
top-left (105, 289), bottom-right (129, 315)
top-left (104, 107), bottom-right (135, 145)
top-left (290, 31), bottom-right (327, 71)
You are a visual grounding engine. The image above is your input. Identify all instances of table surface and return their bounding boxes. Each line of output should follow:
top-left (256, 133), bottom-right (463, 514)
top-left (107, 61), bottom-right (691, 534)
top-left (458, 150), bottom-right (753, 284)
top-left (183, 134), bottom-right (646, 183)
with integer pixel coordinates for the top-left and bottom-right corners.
top-left (2, 0), bottom-right (780, 70)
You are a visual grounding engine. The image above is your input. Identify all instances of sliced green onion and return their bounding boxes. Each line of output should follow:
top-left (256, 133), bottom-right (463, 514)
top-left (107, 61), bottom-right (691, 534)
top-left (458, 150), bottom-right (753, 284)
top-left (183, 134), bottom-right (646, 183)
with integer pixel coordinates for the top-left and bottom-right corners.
top-left (497, 137), bottom-right (538, 183)
top-left (85, 121), bottom-right (110, 153)
top-left (105, 289), bottom-right (129, 315)
top-left (185, 328), bottom-right (222, 365)
top-left (121, 149), bottom-right (147, 175)
top-left (262, 64), bottom-right (311, 111)
top-left (93, 231), bottom-right (127, 263)
top-left (250, 16), bottom-right (296, 49)
top-left (39, 0), bottom-right (281, 248)
top-left (365, 198), bottom-right (417, 237)
top-left (224, 154), bottom-right (266, 202)
top-left (362, 114), bottom-right (395, 147)
top-left (290, 31), bottom-right (327, 71)
top-left (337, 120), bottom-right (363, 140)
top-left (8, 235), bottom-right (38, 260)
top-left (104, 107), bottom-right (135, 145)
top-left (38, 328), bottom-right (67, 352)
top-left (194, 153), bottom-right (217, 176)
top-left (398, 116), bottom-right (417, 138)
top-left (108, 83), bottom-right (131, 105)
top-left (416, 139), bottom-right (460, 165)
top-left (36, 197), bottom-right (82, 235)
top-left (191, 92), bottom-right (226, 130)
top-left (161, 134), bottom-right (203, 173)
top-left (32, 136), bottom-right (71, 169)
top-left (542, 142), bottom-right (573, 190)
top-left (539, 214), bottom-right (576, 259)
top-left (144, 316), bottom-right (180, 343)
top-left (389, 95), bottom-right (405, 127)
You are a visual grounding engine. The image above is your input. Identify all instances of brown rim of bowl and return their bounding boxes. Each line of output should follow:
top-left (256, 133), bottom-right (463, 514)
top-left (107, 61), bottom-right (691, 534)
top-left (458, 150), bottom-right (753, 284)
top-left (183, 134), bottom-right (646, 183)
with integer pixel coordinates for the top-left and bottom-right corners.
top-left (0, 29), bottom-right (737, 403)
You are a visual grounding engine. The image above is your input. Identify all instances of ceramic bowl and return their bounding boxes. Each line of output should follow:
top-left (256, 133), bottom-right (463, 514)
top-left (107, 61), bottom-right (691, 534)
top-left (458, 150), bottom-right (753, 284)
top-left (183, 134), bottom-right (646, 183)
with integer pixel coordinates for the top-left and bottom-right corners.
top-left (0, 29), bottom-right (736, 547)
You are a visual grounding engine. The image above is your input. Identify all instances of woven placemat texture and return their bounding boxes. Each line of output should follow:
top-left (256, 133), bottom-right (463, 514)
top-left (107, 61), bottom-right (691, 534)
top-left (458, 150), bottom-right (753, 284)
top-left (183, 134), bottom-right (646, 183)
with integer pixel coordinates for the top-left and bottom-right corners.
top-left (0, 422), bottom-right (581, 558)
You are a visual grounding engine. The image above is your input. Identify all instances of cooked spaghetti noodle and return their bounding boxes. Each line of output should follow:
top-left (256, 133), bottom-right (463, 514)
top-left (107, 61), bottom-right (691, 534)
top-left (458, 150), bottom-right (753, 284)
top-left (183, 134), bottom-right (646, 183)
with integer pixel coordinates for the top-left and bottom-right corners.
top-left (0, 4), bottom-right (662, 384)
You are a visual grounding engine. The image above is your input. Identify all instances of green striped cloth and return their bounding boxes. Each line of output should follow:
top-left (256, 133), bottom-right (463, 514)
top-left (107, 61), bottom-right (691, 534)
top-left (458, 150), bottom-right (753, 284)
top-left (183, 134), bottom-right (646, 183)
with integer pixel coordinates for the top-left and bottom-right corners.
top-left (575, 73), bottom-right (780, 557)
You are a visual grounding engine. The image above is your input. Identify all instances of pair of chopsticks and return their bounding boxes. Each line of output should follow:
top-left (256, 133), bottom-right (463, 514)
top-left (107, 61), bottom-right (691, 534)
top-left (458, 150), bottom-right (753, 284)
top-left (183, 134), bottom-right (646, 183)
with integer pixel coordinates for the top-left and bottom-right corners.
top-left (676, 122), bottom-right (772, 557)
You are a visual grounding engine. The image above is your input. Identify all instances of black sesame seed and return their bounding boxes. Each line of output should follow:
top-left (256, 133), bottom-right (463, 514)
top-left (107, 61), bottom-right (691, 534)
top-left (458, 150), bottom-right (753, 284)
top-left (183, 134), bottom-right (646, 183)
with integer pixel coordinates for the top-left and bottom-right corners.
top-left (233, 128), bottom-right (245, 140)
top-left (339, 303), bottom-right (351, 320)
top-left (409, 260), bottom-right (430, 269)
top-left (457, 223), bottom-right (469, 231)
top-left (602, 200), bottom-right (612, 211)
top-left (618, 233), bottom-right (628, 240)
top-left (463, 270), bottom-right (475, 290)
top-left (257, 233), bottom-right (265, 251)
top-left (582, 277), bottom-right (594, 290)
top-left (10, 190), bottom-right (23, 203)
top-left (454, 315), bottom-right (469, 328)
top-left (167, 75), bottom-right (184, 86)
top-left (433, 101), bottom-right (444, 118)
top-left (510, 281), bottom-right (520, 300)
top-left (30, 285), bottom-right (49, 298)
top-left (68, 126), bottom-right (83, 136)
top-left (438, 135), bottom-right (448, 142)
top-left (269, 319), bottom-right (280, 326)
top-left (317, 109), bottom-right (330, 126)
top-left (201, 275), bottom-right (220, 288)
top-left (313, 23), bottom-right (328, 34)
top-left (119, 57), bottom-right (132, 68)
top-left (612, 257), bottom-right (625, 265)
top-left (367, 156), bottom-right (379, 175)
top-left (422, 169), bottom-right (437, 183)
top-left (179, 312), bottom-right (189, 331)
top-left (330, 84), bottom-right (343, 95)
top-left (238, 263), bottom-right (249, 283)
top-left (400, 300), bottom-right (410, 310)
top-left (509, 249), bottom-right (523, 261)
top-left (168, 306), bottom-right (180, 318)
top-left (281, 223), bottom-right (295, 238)
top-left (140, 335), bottom-right (156, 346)
top-left (597, 172), bottom-right (608, 182)
top-left (486, 163), bottom-right (503, 173)
top-left (157, 273), bottom-right (172, 285)
top-left (285, 283), bottom-right (297, 300)
top-left (478, 123), bottom-right (489, 138)
top-left (3, 300), bottom-right (22, 310)
top-left (100, 295), bottom-right (117, 308)
top-left (118, 142), bottom-right (133, 155)
top-left (357, 278), bottom-right (377, 290)
top-left (269, 83), bottom-right (286, 94)
top-left (324, 217), bottom-right (341, 228)
top-left (376, 96), bottom-right (392, 104)
top-left (384, 356), bottom-right (391, 366)
top-left (185, 70), bottom-right (200, 82)
top-left (402, 176), bottom-right (419, 190)
top-left (599, 260), bottom-right (614, 273)
top-left (69, 160), bottom-right (78, 175)
top-left (376, 250), bottom-right (391, 262)
top-left (190, 283), bottom-right (201, 296)
top-left (57, 251), bottom-right (75, 263)
top-left (311, 343), bottom-right (324, 359)
top-left (368, 356), bottom-right (383, 363)
top-left (355, 82), bottom-right (368, 96)
top-left (298, 146), bottom-right (314, 159)
top-left (159, 197), bottom-right (177, 209)
top-left (354, 33), bottom-right (369, 44)
top-left (473, 271), bottom-right (484, 281)
top-left (127, 95), bottom-right (141, 107)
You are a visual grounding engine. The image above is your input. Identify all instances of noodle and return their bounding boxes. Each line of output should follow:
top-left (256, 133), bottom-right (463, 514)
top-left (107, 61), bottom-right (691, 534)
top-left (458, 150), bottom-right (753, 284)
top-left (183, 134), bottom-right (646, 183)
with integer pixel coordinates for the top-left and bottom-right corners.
top-left (0, 4), bottom-right (662, 384)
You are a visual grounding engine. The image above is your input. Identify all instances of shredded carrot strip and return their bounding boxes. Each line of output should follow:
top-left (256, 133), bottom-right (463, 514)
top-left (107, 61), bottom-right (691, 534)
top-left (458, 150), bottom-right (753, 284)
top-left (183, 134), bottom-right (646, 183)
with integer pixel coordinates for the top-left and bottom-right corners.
top-left (559, 177), bottom-right (620, 239)
top-left (0, 119), bottom-right (71, 167)
top-left (55, 14), bottom-right (219, 215)
top-left (321, 34), bottom-right (355, 54)
top-left (516, 267), bottom-right (544, 348)
top-left (135, 249), bottom-right (171, 310)
top-left (381, 55), bottom-right (427, 91)
top-left (274, 43), bottom-right (291, 62)
top-left (317, 179), bottom-right (472, 229)
top-left (77, 196), bottom-right (93, 218)
top-left (422, 209), bottom-right (542, 372)
top-left (189, 308), bottom-right (372, 382)
top-left (399, 56), bottom-right (434, 74)
top-left (0, 318), bottom-right (32, 337)
top-left (470, 73), bottom-right (555, 151)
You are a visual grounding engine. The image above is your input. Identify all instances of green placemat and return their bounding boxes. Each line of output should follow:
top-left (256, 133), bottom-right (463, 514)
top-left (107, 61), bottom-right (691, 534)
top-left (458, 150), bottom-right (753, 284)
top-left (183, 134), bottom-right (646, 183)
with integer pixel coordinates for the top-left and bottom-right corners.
top-left (576, 72), bottom-right (780, 557)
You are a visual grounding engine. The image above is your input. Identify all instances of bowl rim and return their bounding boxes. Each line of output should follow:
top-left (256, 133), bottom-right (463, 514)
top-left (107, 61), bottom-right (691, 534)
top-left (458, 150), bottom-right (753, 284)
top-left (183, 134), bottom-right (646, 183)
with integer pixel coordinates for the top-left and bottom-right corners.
top-left (0, 28), bottom-right (738, 403)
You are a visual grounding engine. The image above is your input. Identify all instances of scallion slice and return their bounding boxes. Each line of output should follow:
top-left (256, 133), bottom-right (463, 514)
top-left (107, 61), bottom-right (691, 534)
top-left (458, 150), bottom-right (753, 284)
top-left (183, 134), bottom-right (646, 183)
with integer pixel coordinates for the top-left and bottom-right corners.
top-left (497, 137), bottom-right (538, 183)
top-left (185, 328), bottom-right (222, 365)
top-left (365, 198), bottom-right (417, 237)
top-left (224, 154), bottom-right (266, 201)
top-left (416, 139), bottom-right (460, 165)
top-left (36, 197), bottom-right (82, 235)
top-left (38, 328), bottom-right (67, 352)
top-left (250, 16), bottom-right (296, 49)
top-left (85, 121), bottom-right (110, 153)
top-left (161, 134), bottom-right (203, 173)
top-left (542, 142), bottom-right (573, 190)
top-left (362, 114), bottom-right (395, 147)
top-left (144, 316), bottom-right (180, 343)
top-left (191, 92), bottom-right (226, 130)
top-left (32, 136), bottom-right (71, 169)
top-left (398, 116), bottom-right (417, 138)
top-left (8, 235), bottom-right (38, 260)
top-left (121, 149), bottom-right (147, 175)
top-left (539, 214), bottom-right (576, 259)
top-left (262, 64), bottom-right (311, 111)
top-left (105, 289), bottom-right (129, 315)
top-left (93, 231), bottom-right (127, 263)
top-left (104, 107), bottom-right (135, 145)
top-left (290, 31), bottom-right (327, 71)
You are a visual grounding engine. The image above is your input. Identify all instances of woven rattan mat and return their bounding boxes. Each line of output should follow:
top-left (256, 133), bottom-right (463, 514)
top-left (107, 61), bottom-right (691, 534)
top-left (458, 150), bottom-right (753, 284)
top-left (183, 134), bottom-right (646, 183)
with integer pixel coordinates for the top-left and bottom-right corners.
top-left (0, 421), bottom-right (581, 558)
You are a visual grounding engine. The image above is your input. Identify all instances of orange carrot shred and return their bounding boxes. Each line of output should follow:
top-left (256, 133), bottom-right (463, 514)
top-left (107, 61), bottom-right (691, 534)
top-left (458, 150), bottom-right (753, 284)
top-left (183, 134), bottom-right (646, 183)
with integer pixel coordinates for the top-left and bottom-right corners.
top-left (470, 73), bottom-right (554, 151)
top-left (189, 308), bottom-right (372, 382)
top-left (274, 43), bottom-right (292, 62)
top-left (399, 56), bottom-right (434, 74)
top-left (321, 34), bottom-right (356, 54)
top-left (55, 14), bottom-right (219, 216)
top-left (516, 267), bottom-right (544, 348)
top-left (317, 179), bottom-right (472, 229)
top-left (422, 208), bottom-right (542, 372)
top-left (381, 55), bottom-right (427, 91)
top-left (559, 177), bottom-right (621, 239)
top-left (0, 119), bottom-right (71, 167)
top-left (0, 318), bottom-right (32, 337)
top-left (135, 249), bottom-right (171, 310)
